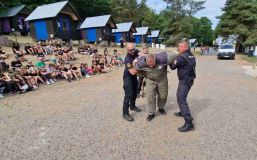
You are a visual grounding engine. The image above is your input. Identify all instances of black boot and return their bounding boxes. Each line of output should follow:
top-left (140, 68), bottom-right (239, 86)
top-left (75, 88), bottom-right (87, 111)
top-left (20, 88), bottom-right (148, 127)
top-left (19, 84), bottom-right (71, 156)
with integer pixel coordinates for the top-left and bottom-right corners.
top-left (178, 120), bottom-right (194, 132)
top-left (123, 114), bottom-right (134, 122)
top-left (174, 112), bottom-right (183, 117)
top-left (146, 114), bottom-right (155, 121)
top-left (158, 109), bottom-right (166, 115)
top-left (130, 106), bottom-right (141, 112)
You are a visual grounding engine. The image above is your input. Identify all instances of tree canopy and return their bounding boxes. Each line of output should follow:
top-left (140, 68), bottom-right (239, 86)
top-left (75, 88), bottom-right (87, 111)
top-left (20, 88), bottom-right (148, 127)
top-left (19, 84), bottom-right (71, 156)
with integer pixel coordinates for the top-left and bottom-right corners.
top-left (216, 0), bottom-right (257, 48)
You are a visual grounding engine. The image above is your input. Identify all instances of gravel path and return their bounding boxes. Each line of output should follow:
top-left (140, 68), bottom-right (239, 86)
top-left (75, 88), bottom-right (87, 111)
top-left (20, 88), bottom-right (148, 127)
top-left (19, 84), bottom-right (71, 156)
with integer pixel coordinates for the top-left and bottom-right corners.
top-left (0, 55), bottom-right (257, 160)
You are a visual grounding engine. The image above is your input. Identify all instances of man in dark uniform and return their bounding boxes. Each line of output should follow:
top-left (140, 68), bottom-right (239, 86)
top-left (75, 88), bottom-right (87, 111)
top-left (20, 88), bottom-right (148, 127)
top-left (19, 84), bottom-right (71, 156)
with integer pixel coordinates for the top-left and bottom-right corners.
top-left (123, 43), bottom-right (141, 121)
top-left (170, 40), bottom-right (196, 132)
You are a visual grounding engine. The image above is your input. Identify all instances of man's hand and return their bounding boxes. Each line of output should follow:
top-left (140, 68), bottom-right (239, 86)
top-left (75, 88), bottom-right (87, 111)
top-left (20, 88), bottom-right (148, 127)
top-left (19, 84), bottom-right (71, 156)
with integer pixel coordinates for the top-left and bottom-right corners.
top-left (133, 59), bottom-right (138, 67)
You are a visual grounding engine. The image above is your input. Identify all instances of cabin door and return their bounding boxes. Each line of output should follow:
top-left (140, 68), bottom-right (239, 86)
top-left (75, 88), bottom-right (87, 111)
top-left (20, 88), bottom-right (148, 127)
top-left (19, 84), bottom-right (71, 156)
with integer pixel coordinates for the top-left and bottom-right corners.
top-left (1, 18), bottom-right (11, 33)
top-left (34, 20), bottom-right (48, 40)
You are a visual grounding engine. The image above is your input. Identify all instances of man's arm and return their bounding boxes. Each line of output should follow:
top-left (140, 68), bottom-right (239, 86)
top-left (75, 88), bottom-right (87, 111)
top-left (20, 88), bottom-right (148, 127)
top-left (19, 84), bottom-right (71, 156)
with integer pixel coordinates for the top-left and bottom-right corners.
top-left (167, 53), bottom-right (178, 65)
top-left (126, 62), bottom-right (139, 75)
top-left (169, 56), bottom-right (184, 70)
top-left (125, 57), bottom-right (139, 75)
top-left (135, 56), bottom-right (148, 70)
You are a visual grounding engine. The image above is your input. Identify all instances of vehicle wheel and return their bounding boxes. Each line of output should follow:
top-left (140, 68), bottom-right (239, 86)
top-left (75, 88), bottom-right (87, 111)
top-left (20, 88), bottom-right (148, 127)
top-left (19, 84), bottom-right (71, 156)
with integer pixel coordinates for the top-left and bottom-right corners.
top-left (231, 56), bottom-right (235, 60)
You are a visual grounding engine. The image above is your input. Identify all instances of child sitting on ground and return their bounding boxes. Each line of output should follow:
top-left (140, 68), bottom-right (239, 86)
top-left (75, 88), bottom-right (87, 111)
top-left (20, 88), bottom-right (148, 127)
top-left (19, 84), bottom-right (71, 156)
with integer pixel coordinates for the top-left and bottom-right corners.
top-left (69, 64), bottom-right (82, 80)
top-left (0, 47), bottom-right (10, 59)
top-left (59, 64), bottom-right (73, 82)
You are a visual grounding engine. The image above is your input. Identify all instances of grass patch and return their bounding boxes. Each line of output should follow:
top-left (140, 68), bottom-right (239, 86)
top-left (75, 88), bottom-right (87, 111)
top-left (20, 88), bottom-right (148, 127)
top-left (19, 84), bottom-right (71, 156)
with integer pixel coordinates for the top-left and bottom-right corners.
top-left (241, 55), bottom-right (257, 63)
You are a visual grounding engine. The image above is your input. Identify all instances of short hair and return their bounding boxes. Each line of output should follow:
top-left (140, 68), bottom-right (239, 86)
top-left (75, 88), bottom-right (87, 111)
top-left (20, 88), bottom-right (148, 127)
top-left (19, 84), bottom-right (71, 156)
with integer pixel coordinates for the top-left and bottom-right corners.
top-left (142, 44), bottom-right (149, 49)
top-left (146, 53), bottom-right (156, 61)
top-left (179, 39), bottom-right (189, 45)
top-left (179, 39), bottom-right (189, 49)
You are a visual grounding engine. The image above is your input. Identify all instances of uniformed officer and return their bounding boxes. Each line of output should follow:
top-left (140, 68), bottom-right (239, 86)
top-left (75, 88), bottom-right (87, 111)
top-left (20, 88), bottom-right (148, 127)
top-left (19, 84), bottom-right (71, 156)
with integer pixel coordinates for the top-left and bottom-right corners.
top-left (170, 40), bottom-right (196, 132)
top-left (135, 52), bottom-right (177, 121)
top-left (122, 43), bottom-right (141, 122)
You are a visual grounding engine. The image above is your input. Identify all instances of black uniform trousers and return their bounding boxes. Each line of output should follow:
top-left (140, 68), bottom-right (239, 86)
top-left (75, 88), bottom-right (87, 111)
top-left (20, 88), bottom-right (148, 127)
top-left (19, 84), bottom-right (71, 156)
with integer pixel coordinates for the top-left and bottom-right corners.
top-left (137, 76), bottom-right (144, 95)
top-left (123, 75), bottom-right (138, 115)
top-left (177, 78), bottom-right (194, 121)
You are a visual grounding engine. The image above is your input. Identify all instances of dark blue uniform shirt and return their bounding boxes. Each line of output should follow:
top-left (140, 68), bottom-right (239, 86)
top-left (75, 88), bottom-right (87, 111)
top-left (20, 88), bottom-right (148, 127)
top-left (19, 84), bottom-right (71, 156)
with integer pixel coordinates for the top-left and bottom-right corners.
top-left (170, 50), bottom-right (196, 80)
top-left (123, 50), bottom-right (139, 78)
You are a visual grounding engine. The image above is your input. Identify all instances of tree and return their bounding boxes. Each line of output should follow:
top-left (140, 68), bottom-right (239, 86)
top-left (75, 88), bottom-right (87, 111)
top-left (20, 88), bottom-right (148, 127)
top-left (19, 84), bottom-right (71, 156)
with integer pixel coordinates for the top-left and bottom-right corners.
top-left (111, 0), bottom-right (140, 25)
top-left (187, 0), bottom-right (206, 16)
top-left (195, 17), bottom-right (214, 45)
top-left (70, 0), bottom-right (111, 19)
top-left (216, 0), bottom-right (257, 52)
top-left (161, 0), bottom-right (207, 46)
top-left (163, 0), bottom-right (206, 16)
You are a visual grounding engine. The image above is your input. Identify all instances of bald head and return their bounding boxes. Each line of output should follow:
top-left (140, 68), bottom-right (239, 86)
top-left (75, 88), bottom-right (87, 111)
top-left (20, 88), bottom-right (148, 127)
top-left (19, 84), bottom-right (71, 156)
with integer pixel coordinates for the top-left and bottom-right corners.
top-left (178, 40), bottom-right (189, 54)
top-left (146, 53), bottom-right (156, 68)
top-left (127, 43), bottom-right (135, 55)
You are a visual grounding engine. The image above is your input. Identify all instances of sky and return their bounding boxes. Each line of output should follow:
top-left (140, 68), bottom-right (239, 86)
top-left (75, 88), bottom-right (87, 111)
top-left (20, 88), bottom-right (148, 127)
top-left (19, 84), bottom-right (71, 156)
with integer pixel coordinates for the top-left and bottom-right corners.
top-left (145, 0), bottom-right (227, 29)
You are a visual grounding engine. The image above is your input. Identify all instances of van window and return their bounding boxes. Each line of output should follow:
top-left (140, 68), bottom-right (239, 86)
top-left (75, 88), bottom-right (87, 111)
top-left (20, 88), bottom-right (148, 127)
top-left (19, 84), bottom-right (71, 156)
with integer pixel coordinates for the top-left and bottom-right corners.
top-left (220, 45), bottom-right (233, 49)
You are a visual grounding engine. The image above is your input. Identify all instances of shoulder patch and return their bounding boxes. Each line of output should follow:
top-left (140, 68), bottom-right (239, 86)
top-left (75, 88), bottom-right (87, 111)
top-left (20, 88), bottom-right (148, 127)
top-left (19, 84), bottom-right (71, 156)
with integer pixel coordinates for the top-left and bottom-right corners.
top-left (188, 56), bottom-right (195, 59)
top-left (126, 63), bottom-right (132, 69)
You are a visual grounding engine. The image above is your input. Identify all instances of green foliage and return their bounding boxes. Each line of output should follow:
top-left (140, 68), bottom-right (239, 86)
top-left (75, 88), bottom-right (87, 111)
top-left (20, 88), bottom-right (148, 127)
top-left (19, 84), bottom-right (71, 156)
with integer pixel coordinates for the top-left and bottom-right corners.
top-left (197, 17), bottom-right (214, 45)
top-left (160, 0), bottom-right (213, 46)
top-left (163, 0), bottom-right (206, 16)
top-left (216, 0), bottom-right (257, 47)
top-left (70, 0), bottom-right (111, 19)
top-left (111, 0), bottom-right (140, 25)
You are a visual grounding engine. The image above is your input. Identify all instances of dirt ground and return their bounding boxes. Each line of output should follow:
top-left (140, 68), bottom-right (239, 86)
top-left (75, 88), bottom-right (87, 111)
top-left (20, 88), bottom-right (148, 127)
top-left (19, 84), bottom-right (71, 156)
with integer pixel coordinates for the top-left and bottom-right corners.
top-left (1, 43), bottom-right (257, 160)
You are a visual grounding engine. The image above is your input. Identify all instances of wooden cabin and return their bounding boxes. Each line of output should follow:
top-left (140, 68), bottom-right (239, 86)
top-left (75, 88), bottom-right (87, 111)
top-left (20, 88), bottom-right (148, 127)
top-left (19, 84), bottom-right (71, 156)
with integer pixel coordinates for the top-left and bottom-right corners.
top-left (148, 30), bottom-right (160, 44)
top-left (0, 5), bottom-right (30, 35)
top-left (133, 27), bottom-right (151, 44)
top-left (112, 22), bottom-right (137, 43)
top-left (25, 1), bottom-right (81, 41)
top-left (80, 15), bottom-right (117, 43)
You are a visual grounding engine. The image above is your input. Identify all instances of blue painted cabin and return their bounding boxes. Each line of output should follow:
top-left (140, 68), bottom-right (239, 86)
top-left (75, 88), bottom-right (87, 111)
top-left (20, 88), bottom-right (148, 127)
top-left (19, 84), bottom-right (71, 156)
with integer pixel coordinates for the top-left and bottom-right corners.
top-left (80, 15), bottom-right (117, 43)
top-left (25, 1), bottom-right (82, 41)
top-left (133, 27), bottom-right (151, 44)
top-left (0, 5), bottom-right (30, 35)
top-left (112, 22), bottom-right (137, 43)
top-left (148, 30), bottom-right (160, 44)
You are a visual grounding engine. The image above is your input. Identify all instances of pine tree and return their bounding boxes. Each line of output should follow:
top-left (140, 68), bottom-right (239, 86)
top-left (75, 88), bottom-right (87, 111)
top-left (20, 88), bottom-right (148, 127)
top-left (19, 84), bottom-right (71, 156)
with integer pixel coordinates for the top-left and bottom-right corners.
top-left (216, 0), bottom-right (257, 52)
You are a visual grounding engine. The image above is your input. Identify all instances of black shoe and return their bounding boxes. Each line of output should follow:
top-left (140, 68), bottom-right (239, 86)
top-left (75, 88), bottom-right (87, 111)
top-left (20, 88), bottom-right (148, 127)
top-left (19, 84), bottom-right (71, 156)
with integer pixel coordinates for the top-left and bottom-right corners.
top-left (178, 120), bottom-right (195, 132)
top-left (130, 106), bottom-right (141, 112)
top-left (123, 114), bottom-right (134, 122)
top-left (146, 114), bottom-right (155, 121)
top-left (174, 112), bottom-right (183, 117)
top-left (158, 109), bottom-right (166, 115)
top-left (68, 77), bottom-right (72, 82)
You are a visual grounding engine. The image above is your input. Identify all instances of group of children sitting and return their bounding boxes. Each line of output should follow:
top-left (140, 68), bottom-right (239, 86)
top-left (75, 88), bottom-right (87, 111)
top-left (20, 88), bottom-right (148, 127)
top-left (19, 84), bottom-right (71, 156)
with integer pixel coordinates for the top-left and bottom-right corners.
top-left (13, 40), bottom-right (75, 64)
top-left (0, 41), bottom-right (124, 98)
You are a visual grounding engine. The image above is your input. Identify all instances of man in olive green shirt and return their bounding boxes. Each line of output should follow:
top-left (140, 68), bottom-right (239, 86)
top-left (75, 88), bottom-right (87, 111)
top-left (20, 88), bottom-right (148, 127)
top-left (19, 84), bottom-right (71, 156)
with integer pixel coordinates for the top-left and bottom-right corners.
top-left (134, 52), bottom-right (177, 121)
